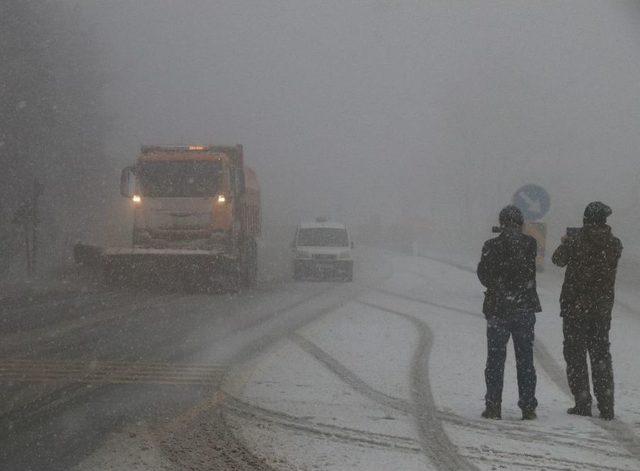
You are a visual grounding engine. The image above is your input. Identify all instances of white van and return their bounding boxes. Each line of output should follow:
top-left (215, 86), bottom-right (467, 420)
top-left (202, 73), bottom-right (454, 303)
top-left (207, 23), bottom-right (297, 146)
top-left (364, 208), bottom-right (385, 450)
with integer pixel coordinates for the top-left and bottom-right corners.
top-left (292, 220), bottom-right (354, 281)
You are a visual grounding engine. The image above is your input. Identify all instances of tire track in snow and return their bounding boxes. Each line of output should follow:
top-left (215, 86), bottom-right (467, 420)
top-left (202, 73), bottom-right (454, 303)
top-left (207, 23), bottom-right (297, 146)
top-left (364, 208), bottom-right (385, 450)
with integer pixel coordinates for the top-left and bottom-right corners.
top-left (469, 453), bottom-right (630, 471)
top-left (285, 299), bottom-right (636, 468)
top-left (292, 317), bottom-right (478, 471)
top-left (291, 334), bottom-right (414, 415)
top-left (226, 393), bottom-right (634, 467)
top-left (357, 303), bottom-right (479, 471)
top-left (155, 285), bottom-right (364, 471)
top-left (160, 280), bottom-right (380, 471)
top-left (228, 395), bottom-right (630, 469)
top-left (293, 325), bottom-right (623, 457)
top-left (374, 286), bottom-right (640, 463)
top-left (225, 396), bottom-right (421, 453)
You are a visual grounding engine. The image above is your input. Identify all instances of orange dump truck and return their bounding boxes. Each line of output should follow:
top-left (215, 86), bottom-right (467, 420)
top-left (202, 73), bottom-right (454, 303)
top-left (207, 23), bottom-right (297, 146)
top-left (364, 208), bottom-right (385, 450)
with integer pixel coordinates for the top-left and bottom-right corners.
top-left (105, 144), bottom-right (260, 289)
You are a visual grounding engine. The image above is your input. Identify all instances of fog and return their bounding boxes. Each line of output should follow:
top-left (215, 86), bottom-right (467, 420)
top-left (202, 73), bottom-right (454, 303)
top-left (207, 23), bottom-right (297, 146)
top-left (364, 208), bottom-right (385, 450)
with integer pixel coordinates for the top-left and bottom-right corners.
top-left (4, 3), bottom-right (640, 467)
top-left (31, 1), bottom-right (640, 266)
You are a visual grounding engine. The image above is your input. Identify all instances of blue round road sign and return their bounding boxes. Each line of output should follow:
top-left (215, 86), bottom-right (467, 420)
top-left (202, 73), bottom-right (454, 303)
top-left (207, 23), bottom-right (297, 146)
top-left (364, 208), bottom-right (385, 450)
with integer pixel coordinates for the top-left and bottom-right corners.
top-left (512, 184), bottom-right (550, 221)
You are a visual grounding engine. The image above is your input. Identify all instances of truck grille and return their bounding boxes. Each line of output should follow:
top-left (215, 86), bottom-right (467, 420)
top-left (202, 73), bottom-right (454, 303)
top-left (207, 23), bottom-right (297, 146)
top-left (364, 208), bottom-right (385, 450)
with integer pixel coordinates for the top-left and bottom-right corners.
top-left (150, 228), bottom-right (211, 241)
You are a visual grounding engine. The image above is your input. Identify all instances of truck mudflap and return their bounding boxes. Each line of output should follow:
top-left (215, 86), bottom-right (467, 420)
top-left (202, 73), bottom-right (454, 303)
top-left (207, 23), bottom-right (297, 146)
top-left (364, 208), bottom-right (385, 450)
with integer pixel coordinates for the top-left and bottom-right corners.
top-left (102, 247), bottom-right (239, 290)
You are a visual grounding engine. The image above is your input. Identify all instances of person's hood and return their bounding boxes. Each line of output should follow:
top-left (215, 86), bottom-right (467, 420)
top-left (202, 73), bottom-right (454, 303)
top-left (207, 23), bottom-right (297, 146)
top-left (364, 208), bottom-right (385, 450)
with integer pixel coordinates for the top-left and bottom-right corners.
top-left (500, 227), bottom-right (523, 239)
top-left (581, 224), bottom-right (612, 247)
top-left (499, 228), bottom-right (528, 251)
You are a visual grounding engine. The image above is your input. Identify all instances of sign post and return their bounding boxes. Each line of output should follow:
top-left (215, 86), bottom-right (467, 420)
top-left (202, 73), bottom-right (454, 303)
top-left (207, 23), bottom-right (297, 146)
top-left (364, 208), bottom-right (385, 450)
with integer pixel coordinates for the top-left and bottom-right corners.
top-left (523, 222), bottom-right (547, 268)
top-left (513, 184), bottom-right (550, 269)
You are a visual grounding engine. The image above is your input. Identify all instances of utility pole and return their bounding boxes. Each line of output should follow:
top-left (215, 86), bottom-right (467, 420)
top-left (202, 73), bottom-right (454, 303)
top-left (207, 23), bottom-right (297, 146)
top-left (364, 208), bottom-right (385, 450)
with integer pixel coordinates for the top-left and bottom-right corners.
top-left (12, 178), bottom-right (43, 277)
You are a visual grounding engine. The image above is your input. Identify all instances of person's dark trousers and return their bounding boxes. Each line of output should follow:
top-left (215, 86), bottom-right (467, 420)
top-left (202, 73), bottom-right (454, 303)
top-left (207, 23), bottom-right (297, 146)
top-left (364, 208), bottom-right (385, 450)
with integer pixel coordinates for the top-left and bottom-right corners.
top-left (485, 311), bottom-right (538, 411)
top-left (563, 316), bottom-right (614, 413)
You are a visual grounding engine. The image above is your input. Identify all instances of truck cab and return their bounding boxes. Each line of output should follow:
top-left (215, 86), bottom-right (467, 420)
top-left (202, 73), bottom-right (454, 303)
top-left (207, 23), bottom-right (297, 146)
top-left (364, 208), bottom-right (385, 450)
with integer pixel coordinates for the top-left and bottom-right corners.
top-left (114, 145), bottom-right (260, 289)
top-left (122, 146), bottom-right (239, 250)
top-left (292, 219), bottom-right (353, 281)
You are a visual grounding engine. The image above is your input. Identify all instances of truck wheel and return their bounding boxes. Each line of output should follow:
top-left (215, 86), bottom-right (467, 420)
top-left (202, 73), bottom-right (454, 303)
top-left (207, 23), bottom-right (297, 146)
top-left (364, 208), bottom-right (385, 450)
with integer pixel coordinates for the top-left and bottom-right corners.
top-left (104, 263), bottom-right (123, 288)
top-left (293, 261), bottom-right (305, 281)
top-left (344, 264), bottom-right (354, 282)
top-left (231, 265), bottom-right (243, 292)
top-left (183, 270), bottom-right (204, 293)
top-left (104, 265), bottom-right (116, 288)
top-left (242, 240), bottom-right (258, 288)
top-left (223, 257), bottom-right (243, 293)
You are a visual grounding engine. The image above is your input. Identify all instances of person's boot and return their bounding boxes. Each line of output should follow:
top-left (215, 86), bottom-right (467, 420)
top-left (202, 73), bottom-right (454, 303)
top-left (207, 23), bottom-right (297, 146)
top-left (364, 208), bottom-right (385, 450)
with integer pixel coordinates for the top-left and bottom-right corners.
top-left (599, 404), bottom-right (614, 421)
top-left (481, 404), bottom-right (501, 420)
top-left (521, 409), bottom-right (537, 420)
top-left (567, 404), bottom-right (592, 417)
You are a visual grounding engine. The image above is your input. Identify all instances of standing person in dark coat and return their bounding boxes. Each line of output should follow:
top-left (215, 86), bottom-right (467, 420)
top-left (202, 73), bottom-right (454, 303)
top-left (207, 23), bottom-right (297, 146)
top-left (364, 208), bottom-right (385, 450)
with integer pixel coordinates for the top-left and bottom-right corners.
top-left (552, 202), bottom-right (622, 420)
top-left (477, 205), bottom-right (542, 420)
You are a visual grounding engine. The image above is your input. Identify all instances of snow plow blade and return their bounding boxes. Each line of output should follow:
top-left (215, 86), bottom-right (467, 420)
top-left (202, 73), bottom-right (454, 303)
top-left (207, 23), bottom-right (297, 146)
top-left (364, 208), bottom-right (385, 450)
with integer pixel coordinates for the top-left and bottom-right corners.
top-left (101, 248), bottom-right (239, 290)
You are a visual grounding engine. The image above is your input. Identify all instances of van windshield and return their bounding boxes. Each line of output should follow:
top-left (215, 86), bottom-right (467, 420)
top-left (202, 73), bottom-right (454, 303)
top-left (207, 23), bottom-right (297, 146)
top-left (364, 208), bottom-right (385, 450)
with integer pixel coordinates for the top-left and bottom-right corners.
top-left (138, 160), bottom-right (222, 197)
top-left (297, 228), bottom-right (348, 247)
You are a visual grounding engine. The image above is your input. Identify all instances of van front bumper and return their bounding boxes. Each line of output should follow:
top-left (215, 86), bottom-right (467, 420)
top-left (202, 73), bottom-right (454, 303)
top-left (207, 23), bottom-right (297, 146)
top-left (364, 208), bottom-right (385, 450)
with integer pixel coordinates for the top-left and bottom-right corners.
top-left (293, 259), bottom-right (353, 278)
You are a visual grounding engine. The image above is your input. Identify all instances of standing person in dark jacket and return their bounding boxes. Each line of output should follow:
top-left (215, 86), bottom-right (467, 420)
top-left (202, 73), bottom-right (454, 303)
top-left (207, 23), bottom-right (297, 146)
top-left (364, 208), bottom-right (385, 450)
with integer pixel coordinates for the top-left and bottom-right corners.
top-left (552, 202), bottom-right (622, 420)
top-left (477, 205), bottom-right (542, 420)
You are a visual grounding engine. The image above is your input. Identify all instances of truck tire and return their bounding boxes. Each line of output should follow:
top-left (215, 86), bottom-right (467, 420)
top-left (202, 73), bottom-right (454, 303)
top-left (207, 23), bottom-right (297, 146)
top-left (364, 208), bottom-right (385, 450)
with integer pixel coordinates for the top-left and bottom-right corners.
top-left (183, 268), bottom-right (205, 293)
top-left (104, 265), bottom-right (117, 288)
top-left (104, 263), bottom-right (124, 288)
top-left (293, 260), bottom-right (305, 281)
top-left (225, 263), bottom-right (242, 292)
top-left (344, 263), bottom-right (354, 282)
top-left (242, 240), bottom-right (258, 288)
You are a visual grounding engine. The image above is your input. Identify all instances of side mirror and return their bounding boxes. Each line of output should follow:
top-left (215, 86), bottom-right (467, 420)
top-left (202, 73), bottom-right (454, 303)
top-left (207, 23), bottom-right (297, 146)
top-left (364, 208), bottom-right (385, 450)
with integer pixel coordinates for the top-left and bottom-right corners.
top-left (120, 166), bottom-right (135, 197)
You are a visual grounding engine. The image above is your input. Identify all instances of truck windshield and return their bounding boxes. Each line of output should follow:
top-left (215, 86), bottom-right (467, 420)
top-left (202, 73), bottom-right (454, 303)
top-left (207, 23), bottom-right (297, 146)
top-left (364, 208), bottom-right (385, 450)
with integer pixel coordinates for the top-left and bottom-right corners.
top-left (138, 160), bottom-right (222, 197)
top-left (297, 228), bottom-right (349, 247)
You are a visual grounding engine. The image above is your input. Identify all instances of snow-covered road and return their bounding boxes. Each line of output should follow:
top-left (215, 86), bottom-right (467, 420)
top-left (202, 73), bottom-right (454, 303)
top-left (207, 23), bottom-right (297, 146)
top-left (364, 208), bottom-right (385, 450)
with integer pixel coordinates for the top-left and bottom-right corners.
top-left (220, 253), bottom-right (640, 470)
top-left (10, 249), bottom-right (639, 470)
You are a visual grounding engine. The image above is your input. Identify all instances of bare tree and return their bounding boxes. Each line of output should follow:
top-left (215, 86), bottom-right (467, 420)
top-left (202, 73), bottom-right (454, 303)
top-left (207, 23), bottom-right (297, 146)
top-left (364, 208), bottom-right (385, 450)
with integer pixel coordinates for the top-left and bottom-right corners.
top-left (0, 0), bottom-right (109, 277)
